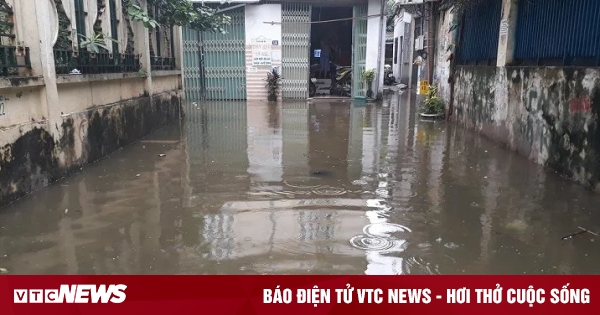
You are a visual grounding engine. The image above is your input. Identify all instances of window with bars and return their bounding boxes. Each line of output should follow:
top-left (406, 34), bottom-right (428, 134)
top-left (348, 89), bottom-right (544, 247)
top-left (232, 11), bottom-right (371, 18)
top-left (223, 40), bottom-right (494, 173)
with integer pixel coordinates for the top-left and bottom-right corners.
top-left (394, 37), bottom-right (399, 64)
top-left (73, 0), bottom-right (86, 40)
top-left (148, 4), bottom-right (176, 71)
top-left (53, 0), bottom-right (141, 75)
top-left (109, 0), bottom-right (119, 53)
top-left (0, 0), bottom-right (31, 77)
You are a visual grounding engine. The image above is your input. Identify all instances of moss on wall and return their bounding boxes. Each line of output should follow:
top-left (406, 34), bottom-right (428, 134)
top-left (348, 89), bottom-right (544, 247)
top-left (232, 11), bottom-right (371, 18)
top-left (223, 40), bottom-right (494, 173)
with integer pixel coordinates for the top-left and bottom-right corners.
top-left (453, 65), bottom-right (600, 192)
top-left (0, 93), bottom-right (181, 207)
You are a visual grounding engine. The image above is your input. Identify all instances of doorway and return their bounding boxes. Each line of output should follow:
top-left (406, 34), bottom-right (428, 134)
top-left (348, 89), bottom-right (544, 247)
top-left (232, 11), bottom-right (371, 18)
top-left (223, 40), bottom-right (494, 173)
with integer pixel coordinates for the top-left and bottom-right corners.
top-left (309, 6), bottom-right (354, 98)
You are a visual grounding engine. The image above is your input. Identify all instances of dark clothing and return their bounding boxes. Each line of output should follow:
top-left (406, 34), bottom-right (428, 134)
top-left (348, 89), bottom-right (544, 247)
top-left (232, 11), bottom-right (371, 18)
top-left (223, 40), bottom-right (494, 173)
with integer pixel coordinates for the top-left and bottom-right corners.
top-left (329, 62), bottom-right (337, 89)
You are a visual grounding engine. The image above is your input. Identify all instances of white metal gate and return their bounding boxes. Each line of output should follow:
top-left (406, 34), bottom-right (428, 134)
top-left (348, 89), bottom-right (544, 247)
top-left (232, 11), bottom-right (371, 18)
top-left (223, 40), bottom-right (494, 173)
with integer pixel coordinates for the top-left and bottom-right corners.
top-left (182, 27), bottom-right (203, 101)
top-left (352, 4), bottom-right (368, 99)
top-left (281, 3), bottom-right (311, 100)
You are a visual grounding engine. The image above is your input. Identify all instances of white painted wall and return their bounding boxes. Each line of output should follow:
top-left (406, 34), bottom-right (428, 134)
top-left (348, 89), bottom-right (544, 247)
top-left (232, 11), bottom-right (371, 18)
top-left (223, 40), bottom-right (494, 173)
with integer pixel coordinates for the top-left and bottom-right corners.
top-left (245, 4), bottom-right (282, 101)
top-left (433, 9), bottom-right (456, 104)
top-left (392, 11), bottom-right (413, 84)
top-left (245, 4), bottom-right (281, 45)
top-left (365, 0), bottom-right (386, 95)
top-left (392, 16), bottom-right (404, 78)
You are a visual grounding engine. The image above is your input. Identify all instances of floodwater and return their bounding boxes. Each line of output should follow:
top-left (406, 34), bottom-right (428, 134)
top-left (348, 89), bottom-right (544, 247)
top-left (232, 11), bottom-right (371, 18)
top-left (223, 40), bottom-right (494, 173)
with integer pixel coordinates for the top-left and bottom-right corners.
top-left (1, 92), bottom-right (599, 275)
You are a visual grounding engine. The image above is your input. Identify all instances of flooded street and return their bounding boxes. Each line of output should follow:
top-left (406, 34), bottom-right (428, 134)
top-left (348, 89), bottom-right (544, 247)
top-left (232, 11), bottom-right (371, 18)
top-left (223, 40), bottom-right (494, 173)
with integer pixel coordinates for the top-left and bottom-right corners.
top-left (0, 93), bottom-right (599, 275)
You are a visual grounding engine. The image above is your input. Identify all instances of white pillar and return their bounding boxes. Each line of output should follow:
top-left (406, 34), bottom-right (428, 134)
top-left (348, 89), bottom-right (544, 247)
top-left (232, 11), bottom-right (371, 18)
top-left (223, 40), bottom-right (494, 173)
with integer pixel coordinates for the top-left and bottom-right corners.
top-left (496, 0), bottom-right (518, 66)
top-left (34, 0), bottom-right (59, 124)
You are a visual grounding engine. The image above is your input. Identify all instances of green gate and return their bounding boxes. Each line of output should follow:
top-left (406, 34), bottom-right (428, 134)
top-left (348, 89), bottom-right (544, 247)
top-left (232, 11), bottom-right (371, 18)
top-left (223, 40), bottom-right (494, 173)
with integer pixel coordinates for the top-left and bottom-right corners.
top-left (281, 3), bottom-right (311, 100)
top-left (182, 27), bottom-right (203, 101)
top-left (352, 4), bottom-right (368, 99)
top-left (183, 7), bottom-right (247, 101)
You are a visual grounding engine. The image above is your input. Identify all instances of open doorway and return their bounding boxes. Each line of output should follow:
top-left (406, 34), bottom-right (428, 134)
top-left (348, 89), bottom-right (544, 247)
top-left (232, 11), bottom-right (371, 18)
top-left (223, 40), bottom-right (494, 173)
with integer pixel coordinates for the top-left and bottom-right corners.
top-left (309, 6), bottom-right (353, 98)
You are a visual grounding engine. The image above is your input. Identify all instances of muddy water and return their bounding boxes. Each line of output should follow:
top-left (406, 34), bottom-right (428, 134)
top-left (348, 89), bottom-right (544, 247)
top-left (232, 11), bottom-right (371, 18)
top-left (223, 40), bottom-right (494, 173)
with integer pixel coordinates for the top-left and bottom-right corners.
top-left (1, 93), bottom-right (599, 274)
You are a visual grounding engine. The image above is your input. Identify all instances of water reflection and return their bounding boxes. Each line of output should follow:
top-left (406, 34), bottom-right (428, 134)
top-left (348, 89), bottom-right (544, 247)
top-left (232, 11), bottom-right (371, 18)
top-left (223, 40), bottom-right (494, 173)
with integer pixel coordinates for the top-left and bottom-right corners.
top-left (0, 94), bottom-right (599, 274)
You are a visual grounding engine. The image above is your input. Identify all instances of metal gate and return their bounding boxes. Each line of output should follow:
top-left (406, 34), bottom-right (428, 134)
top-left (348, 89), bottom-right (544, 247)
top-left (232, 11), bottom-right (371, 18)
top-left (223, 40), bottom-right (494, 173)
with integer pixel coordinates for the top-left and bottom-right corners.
top-left (281, 3), bottom-right (311, 100)
top-left (182, 27), bottom-right (203, 101)
top-left (182, 7), bottom-right (247, 101)
top-left (352, 4), bottom-right (368, 99)
top-left (202, 7), bottom-right (246, 100)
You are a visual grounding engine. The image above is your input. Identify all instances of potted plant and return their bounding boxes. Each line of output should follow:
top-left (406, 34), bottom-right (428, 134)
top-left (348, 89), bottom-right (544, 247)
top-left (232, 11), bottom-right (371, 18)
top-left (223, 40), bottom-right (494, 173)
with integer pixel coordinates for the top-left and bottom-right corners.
top-left (362, 68), bottom-right (375, 99)
top-left (265, 68), bottom-right (281, 102)
top-left (420, 85), bottom-right (445, 120)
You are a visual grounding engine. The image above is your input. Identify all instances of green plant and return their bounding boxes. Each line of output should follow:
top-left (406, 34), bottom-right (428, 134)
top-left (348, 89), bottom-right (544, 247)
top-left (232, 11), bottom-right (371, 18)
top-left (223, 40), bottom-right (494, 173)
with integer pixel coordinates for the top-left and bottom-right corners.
top-left (422, 85), bottom-right (445, 115)
top-left (78, 32), bottom-right (118, 53)
top-left (127, 3), bottom-right (160, 29)
top-left (362, 69), bottom-right (375, 84)
top-left (385, 0), bottom-right (396, 32)
top-left (362, 68), bottom-right (376, 98)
top-left (265, 68), bottom-right (281, 102)
top-left (127, 0), bottom-right (231, 33)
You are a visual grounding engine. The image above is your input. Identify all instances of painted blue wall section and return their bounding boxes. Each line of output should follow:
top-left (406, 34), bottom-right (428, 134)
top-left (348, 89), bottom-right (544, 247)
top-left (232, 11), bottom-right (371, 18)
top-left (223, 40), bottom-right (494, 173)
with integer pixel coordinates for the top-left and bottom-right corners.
top-left (457, 0), bottom-right (503, 65)
top-left (514, 0), bottom-right (600, 66)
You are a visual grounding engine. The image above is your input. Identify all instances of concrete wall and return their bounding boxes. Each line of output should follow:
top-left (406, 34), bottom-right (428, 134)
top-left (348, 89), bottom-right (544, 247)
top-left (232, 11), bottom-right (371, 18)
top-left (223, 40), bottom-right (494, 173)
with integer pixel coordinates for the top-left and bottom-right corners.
top-left (432, 9), bottom-right (456, 104)
top-left (245, 4), bottom-right (282, 101)
top-left (0, 0), bottom-right (183, 207)
top-left (391, 16), bottom-right (404, 79)
top-left (392, 10), bottom-right (413, 85)
top-left (365, 0), bottom-right (386, 95)
top-left (453, 66), bottom-right (600, 192)
top-left (433, 0), bottom-right (600, 192)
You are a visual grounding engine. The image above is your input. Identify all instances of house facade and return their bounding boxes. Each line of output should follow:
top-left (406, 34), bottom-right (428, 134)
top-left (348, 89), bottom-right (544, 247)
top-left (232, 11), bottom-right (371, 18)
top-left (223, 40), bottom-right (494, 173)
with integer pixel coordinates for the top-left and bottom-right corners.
top-left (182, 0), bottom-right (388, 102)
top-left (390, 8), bottom-right (413, 86)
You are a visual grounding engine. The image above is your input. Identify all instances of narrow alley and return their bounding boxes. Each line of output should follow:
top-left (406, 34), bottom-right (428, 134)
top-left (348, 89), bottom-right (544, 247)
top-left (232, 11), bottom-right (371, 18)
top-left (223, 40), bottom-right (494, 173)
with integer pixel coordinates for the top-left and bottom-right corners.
top-left (0, 93), bottom-right (598, 275)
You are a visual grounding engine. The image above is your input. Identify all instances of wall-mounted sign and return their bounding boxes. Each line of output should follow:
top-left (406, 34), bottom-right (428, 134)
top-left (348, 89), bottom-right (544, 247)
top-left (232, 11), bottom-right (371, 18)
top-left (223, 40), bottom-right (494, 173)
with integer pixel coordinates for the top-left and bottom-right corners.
top-left (251, 36), bottom-right (272, 66)
top-left (272, 40), bottom-right (279, 46)
top-left (499, 19), bottom-right (509, 36)
top-left (419, 80), bottom-right (429, 95)
top-left (0, 95), bottom-right (6, 116)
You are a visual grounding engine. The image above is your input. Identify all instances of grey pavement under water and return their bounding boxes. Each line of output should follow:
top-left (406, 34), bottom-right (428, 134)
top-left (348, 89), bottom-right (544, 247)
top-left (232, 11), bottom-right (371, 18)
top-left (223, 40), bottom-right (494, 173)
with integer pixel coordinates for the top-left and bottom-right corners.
top-left (0, 93), bottom-right (599, 274)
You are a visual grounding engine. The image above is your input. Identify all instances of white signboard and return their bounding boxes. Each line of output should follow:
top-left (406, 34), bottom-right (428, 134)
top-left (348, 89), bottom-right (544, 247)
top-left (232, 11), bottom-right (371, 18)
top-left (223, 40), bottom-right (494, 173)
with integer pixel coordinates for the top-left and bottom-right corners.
top-left (251, 36), bottom-right (272, 66)
top-left (499, 19), bottom-right (509, 35)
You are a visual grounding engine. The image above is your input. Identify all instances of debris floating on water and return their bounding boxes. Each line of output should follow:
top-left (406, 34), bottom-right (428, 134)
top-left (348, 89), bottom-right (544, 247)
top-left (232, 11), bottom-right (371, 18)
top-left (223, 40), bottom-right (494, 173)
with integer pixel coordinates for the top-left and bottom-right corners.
top-left (158, 154), bottom-right (166, 157)
top-left (578, 226), bottom-right (598, 236)
top-left (561, 226), bottom-right (598, 240)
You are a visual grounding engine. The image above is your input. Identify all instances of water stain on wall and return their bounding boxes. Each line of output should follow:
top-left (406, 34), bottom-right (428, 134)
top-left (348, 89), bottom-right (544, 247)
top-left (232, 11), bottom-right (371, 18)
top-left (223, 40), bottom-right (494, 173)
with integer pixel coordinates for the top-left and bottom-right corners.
top-left (0, 94), bottom-right (181, 207)
top-left (454, 66), bottom-right (600, 192)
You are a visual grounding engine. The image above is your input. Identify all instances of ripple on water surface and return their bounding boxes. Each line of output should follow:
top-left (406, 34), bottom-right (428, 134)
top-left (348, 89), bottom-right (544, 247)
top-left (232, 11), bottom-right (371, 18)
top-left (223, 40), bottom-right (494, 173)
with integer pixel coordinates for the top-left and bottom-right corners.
top-left (283, 176), bottom-right (323, 189)
top-left (363, 223), bottom-right (412, 237)
top-left (349, 234), bottom-right (399, 251)
top-left (350, 223), bottom-right (413, 252)
top-left (312, 186), bottom-right (347, 196)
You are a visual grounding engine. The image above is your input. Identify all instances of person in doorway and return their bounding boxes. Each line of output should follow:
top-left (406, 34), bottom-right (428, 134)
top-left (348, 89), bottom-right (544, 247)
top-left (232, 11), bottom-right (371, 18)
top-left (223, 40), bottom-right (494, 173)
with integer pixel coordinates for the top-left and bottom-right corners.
top-left (321, 33), bottom-right (339, 91)
top-left (329, 57), bottom-right (337, 92)
top-left (319, 37), bottom-right (331, 79)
